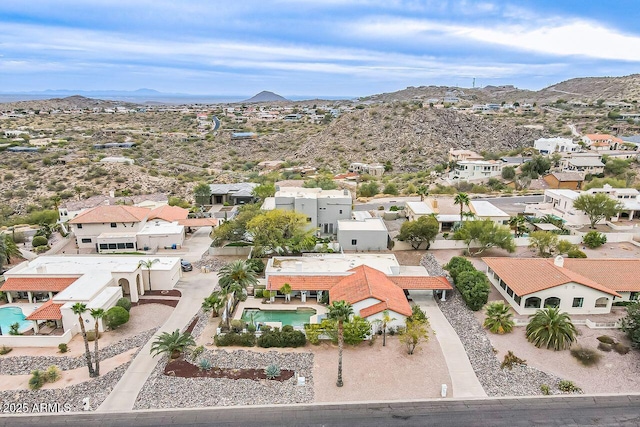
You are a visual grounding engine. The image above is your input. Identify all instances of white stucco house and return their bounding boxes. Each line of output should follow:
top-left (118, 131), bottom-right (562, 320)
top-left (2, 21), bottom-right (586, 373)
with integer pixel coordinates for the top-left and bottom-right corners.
top-left (449, 160), bottom-right (503, 181)
top-left (483, 256), bottom-right (640, 315)
top-left (534, 137), bottom-right (580, 154)
top-left (337, 217), bottom-right (389, 251)
top-left (265, 254), bottom-right (452, 328)
top-left (0, 256), bottom-right (182, 342)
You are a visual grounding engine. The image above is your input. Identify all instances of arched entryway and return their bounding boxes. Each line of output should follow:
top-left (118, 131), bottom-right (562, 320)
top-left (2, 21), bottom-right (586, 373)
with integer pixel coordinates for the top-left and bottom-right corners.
top-left (543, 297), bottom-right (561, 308)
top-left (118, 278), bottom-right (131, 296)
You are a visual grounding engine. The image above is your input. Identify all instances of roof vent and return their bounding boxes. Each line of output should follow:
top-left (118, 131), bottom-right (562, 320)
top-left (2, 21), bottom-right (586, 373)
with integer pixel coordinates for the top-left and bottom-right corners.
top-left (554, 255), bottom-right (564, 268)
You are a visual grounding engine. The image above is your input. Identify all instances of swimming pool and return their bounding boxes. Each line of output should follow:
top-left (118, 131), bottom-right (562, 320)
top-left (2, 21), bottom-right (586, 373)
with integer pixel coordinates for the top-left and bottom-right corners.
top-left (0, 307), bottom-right (32, 335)
top-left (241, 308), bottom-right (317, 327)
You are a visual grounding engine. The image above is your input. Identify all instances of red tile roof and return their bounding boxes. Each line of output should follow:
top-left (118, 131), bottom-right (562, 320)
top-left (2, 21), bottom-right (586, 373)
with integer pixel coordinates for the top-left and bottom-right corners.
top-left (69, 205), bottom-right (150, 224)
top-left (0, 277), bottom-right (77, 292)
top-left (267, 275), bottom-right (343, 291)
top-left (359, 301), bottom-right (389, 318)
top-left (330, 265), bottom-right (413, 317)
top-left (389, 276), bottom-right (452, 290)
top-left (25, 300), bottom-right (63, 320)
top-left (148, 205), bottom-right (189, 222)
top-left (482, 257), bottom-right (620, 297)
top-left (562, 259), bottom-right (640, 292)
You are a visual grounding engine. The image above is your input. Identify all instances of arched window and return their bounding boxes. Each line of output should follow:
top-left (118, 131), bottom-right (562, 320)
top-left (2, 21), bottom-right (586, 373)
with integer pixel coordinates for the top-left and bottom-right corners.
top-left (544, 297), bottom-right (561, 308)
top-left (524, 297), bottom-right (541, 308)
top-left (595, 297), bottom-right (609, 308)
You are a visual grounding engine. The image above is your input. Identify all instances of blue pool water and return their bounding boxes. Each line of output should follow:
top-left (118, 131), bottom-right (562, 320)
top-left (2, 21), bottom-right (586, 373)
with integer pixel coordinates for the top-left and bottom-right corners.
top-left (0, 307), bottom-right (32, 335)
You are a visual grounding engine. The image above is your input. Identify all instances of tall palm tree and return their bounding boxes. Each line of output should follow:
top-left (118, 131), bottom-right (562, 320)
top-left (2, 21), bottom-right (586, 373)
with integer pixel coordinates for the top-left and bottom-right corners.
top-left (151, 329), bottom-right (196, 359)
top-left (525, 307), bottom-right (577, 351)
top-left (374, 310), bottom-right (396, 346)
top-left (138, 258), bottom-right (160, 291)
top-left (218, 260), bottom-right (259, 296)
top-left (508, 216), bottom-right (527, 238)
top-left (72, 303), bottom-right (95, 377)
top-left (202, 291), bottom-right (226, 317)
top-left (327, 300), bottom-right (353, 387)
top-left (89, 308), bottom-right (105, 376)
top-left (483, 301), bottom-right (515, 334)
top-left (454, 192), bottom-right (471, 220)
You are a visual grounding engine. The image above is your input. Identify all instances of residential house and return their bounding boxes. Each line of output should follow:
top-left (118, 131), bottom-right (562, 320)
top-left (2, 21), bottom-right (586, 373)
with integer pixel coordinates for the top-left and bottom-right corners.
top-left (405, 199), bottom-right (508, 231)
top-left (534, 137), bottom-right (580, 155)
top-left (586, 185), bottom-right (640, 220)
top-left (59, 192), bottom-right (168, 223)
top-left (484, 256), bottom-right (640, 315)
top-left (337, 217), bottom-right (389, 251)
top-left (581, 134), bottom-right (623, 151)
top-left (348, 162), bottom-right (385, 177)
top-left (449, 160), bottom-right (503, 181)
top-left (261, 187), bottom-right (352, 235)
top-left (448, 149), bottom-right (484, 163)
top-left (207, 183), bottom-right (258, 205)
top-left (265, 254), bottom-right (452, 327)
top-left (543, 172), bottom-right (584, 190)
top-left (0, 256), bottom-right (181, 341)
top-left (561, 154), bottom-right (605, 175)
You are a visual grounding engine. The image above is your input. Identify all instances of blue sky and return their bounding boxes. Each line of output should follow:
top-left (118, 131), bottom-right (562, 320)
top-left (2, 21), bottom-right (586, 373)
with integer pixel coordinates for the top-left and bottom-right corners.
top-left (1, 0), bottom-right (639, 97)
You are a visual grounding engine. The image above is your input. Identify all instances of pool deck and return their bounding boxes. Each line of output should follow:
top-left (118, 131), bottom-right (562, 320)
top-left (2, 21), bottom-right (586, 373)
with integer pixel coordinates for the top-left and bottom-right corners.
top-left (234, 297), bottom-right (328, 324)
top-left (0, 303), bottom-right (44, 333)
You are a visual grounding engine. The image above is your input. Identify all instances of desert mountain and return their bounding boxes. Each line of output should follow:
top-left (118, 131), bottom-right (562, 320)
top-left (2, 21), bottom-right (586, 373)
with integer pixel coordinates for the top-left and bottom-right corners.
top-left (242, 91), bottom-right (288, 103)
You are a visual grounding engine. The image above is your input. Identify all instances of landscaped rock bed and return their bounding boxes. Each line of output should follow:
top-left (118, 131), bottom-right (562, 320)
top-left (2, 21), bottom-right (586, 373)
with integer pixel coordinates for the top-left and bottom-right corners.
top-left (421, 254), bottom-right (568, 396)
top-left (134, 349), bottom-right (314, 409)
top-left (165, 358), bottom-right (295, 381)
top-left (0, 362), bottom-right (131, 412)
top-left (0, 328), bottom-right (157, 375)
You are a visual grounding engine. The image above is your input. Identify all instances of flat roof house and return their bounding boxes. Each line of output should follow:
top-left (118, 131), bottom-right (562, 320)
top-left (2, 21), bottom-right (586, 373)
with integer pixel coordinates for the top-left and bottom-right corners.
top-left (337, 217), bottom-right (389, 251)
top-left (534, 137), bottom-right (580, 155)
top-left (543, 172), bottom-right (584, 190)
top-left (207, 183), bottom-right (258, 206)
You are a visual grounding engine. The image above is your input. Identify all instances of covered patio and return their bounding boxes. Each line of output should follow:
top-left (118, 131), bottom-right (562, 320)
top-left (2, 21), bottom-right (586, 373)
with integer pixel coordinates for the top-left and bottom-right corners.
top-left (0, 277), bottom-right (77, 304)
top-left (25, 300), bottom-right (65, 335)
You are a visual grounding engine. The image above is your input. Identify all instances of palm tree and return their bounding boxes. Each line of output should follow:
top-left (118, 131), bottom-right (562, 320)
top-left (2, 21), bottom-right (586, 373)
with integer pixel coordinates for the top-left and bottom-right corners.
top-left (327, 300), bottom-right (353, 387)
top-left (525, 307), bottom-right (577, 351)
top-left (202, 291), bottom-right (226, 317)
top-left (374, 309), bottom-right (396, 346)
top-left (508, 216), bottom-right (527, 238)
top-left (71, 303), bottom-right (95, 377)
top-left (138, 258), bottom-right (160, 291)
top-left (218, 260), bottom-right (259, 296)
top-left (1, 235), bottom-right (21, 266)
top-left (483, 301), bottom-right (515, 334)
top-left (150, 329), bottom-right (196, 359)
top-left (417, 185), bottom-right (429, 201)
top-left (454, 192), bottom-right (470, 220)
top-left (89, 308), bottom-right (105, 376)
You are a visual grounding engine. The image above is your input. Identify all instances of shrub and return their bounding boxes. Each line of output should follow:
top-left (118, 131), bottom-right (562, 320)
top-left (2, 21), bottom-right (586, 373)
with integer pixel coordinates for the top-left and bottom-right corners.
top-left (558, 380), bottom-right (582, 393)
top-left (596, 335), bottom-right (615, 344)
top-left (86, 330), bottom-right (101, 342)
top-left (34, 245), bottom-right (50, 253)
top-left (597, 342), bottom-right (613, 352)
top-left (44, 365), bottom-right (61, 383)
top-left (540, 384), bottom-right (551, 395)
top-left (190, 345), bottom-right (205, 361)
top-left (583, 231), bottom-right (606, 249)
top-left (29, 370), bottom-right (45, 390)
top-left (570, 346), bottom-right (601, 366)
top-left (214, 332), bottom-right (256, 347)
top-left (444, 256), bottom-right (475, 282)
top-left (613, 342), bottom-right (630, 355)
top-left (247, 323), bottom-right (256, 333)
top-left (304, 324), bottom-right (322, 345)
top-left (230, 319), bottom-right (246, 333)
top-left (567, 248), bottom-right (587, 258)
top-left (525, 307), bottom-right (577, 351)
top-left (0, 345), bottom-right (12, 355)
top-left (500, 351), bottom-right (526, 370)
top-left (265, 364), bottom-right (281, 379)
top-left (483, 301), bottom-right (515, 334)
top-left (247, 258), bottom-right (265, 274)
top-left (254, 289), bottom-right (263, 298)
top-left (105, 306), bottom-right (130, 329)
top-left (31, 235), bottom-right (48, 247)
top-left (257, 327), bottom-right (306, 348)
top-left (456, 270), bottom-right (490, 311)
top-left (116, 297), bottom-right (132, 312)
top-left (198, 358), bottom-right (212, 371)
top-left (9, 322), bottom-right (21, 335)
top-left (58, 343), bottom-right (68, 353)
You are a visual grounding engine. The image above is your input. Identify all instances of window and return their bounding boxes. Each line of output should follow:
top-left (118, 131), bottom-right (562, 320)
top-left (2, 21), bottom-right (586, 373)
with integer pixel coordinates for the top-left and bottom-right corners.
top-left (544, 297), bottom-right (561, 308)
top-left (339, 209), bottom-right (343, 214)
top-left (595, 297), bottom-right (608, 308)
top-left (351, 239), bottom-right (357, 245)
top-left (506, 287), bottom-right (514, 297)
top-left (77, 224), bottom-right (83, 229)
top-left (631, 292), bottom-right (639, 301)
top-left (306, 217), bottom-right (312, 222)
top-left (108, 243), bottom-right (117, 249)
top-left (126, 242), bottom-right (135, 249)
top-left (572, 297), bottom-right (584, 308)
top-left (81, 238), bottom-right (92, 243)
top-left (99, 244), bottom-right (108, 250)
top-left (524, 297), bottom-right (541, 308)
top-left (514, 295), bottom-right (521, 305)
top-left (117, 243), bottom-right (126, 249)
top-left (110, 223), bottom-right (117, 228)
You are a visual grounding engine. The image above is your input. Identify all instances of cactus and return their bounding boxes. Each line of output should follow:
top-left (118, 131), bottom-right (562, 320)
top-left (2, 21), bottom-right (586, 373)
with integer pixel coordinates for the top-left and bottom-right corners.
top-left (264, 364), bottom-right (281, 379)
top-left (198, 358), bottom-right (212, 371)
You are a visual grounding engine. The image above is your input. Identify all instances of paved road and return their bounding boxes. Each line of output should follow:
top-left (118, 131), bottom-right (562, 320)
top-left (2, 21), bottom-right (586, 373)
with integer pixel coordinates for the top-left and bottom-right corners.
top-left (3, 395), bottom-right (640, 426)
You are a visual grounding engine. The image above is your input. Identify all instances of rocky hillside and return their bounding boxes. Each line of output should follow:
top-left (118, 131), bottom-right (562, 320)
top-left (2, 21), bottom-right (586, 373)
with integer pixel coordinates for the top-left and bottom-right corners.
top-left (539, 74), bottom-right (640, 102)
top-left (0, 95), bottom-right (135, 111)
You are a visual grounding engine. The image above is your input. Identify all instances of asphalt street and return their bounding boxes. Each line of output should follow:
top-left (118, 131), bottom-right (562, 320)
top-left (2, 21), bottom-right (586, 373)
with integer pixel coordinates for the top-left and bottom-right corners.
top-left (2, 395), bottom-right (639, 427)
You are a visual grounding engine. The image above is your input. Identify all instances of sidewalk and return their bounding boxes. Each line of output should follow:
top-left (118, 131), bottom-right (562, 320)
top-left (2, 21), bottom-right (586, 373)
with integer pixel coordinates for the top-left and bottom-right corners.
top-left (410, 291), bottom-right (487, 398)
top-left (97, 269), bottom-right (217, 412)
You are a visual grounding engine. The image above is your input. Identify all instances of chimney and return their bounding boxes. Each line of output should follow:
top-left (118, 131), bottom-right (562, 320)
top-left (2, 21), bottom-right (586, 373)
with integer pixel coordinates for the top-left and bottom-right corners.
top-left (554, 255), bottom-right (564, 268)
top-left (295, 261), bottom-right (303, 272)
top-left (109, 189), bottom-right (115, 198)
top-left (432, 199), bottom-right (438, 209)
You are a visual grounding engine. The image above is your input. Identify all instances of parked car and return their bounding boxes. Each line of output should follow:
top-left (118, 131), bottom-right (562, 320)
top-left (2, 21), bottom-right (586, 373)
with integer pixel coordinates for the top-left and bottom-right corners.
top-left (180, 260), bottom-right (193, 272)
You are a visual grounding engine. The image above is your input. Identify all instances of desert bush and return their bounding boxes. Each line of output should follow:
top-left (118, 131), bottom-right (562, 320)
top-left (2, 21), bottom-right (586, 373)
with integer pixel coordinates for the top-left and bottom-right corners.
top-left (444, 256), bottom-right (475, 282)
top-left (198, 358), bottom-right (212, 371)
top-left (230, 319), bottom-right (246, 333)
top-left (116, 297), bottom-right (132, 312)
top-left (264, 364), bottom-right (281, 379)
top-left (190, 345), bottom-right (204, 361)
top-left (598, 342), bottom-right (613, 352)
top-left (31, 235), bottom-right (48, 247)
top-left (257, 327), bottom-right (306, 348)
top-left (558, 380), bottom-right (582, 393)
top-left (34, 245), bottom-right (50, 253)
top-left (105, 306), bottom-right (130, 329)
top-left (540, 384), bottom-right (551, 395)
top-left (28, 370), bottom-right (45, 390)
top-left (0, 345), bottom-right (12, 355)
top-left (583, 231), bottom-right (607, 249)
top-left (254, 289), bottom-right (263, 298)
top-left (613, 342), bottom-right (630, 355)
top-left (86, 330), bottom-right (101, 341)
top-left (570, 346), bottom-right (601, 366)
top-left (214, 332), bottom-right (256, 347)
top-left (500, 351), bottom-right (526, 370)
top-left (58, 343), bottom-right (68, 353)
top-left (44, 365), bottom-right (61, 383)
top-left (596, 335), bottom-right (615, 344)
top-left (567, 248), bottom-right (587, 258)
